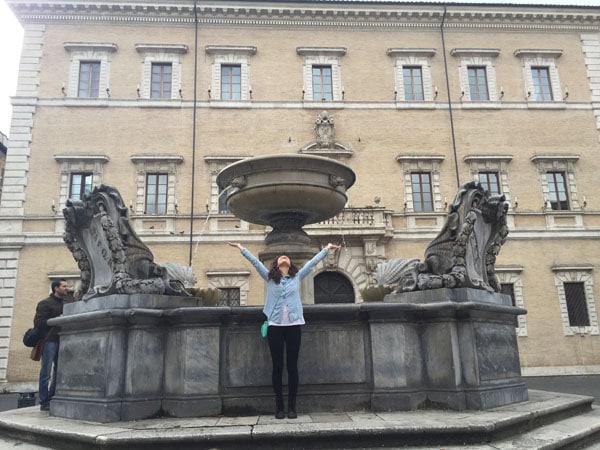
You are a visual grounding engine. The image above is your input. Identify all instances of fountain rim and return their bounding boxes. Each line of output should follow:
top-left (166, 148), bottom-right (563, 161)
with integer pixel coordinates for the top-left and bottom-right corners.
top-left (216, 153), bottom-right (356, 190)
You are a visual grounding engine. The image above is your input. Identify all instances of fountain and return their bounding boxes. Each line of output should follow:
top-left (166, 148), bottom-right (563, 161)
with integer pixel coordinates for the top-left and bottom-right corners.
top-left (216, 153), bottom-right (355, 262)
top-left (48, 156), bottom-right (526, 423)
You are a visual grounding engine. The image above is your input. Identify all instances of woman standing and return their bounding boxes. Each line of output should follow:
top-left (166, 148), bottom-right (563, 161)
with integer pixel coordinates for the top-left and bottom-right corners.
top-left (227, 241), bottom-right (340, 419)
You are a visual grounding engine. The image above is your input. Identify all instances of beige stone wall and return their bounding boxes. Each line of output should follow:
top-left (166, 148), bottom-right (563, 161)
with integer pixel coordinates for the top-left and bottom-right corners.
top-left (3, 2), bottom-right (600, 383)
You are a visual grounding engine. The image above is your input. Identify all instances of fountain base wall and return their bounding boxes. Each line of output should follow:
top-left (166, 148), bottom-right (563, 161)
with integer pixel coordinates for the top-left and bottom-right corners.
top-left (49, 289), bottom-right (528, 422)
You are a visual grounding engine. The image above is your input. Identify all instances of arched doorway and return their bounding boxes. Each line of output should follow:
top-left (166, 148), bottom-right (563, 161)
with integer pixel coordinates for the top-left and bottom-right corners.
top-left (314, 272), bottom-right (355, 304)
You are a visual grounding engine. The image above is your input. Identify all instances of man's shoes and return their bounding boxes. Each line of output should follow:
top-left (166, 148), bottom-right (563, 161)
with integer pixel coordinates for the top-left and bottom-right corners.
top-left (40, 403), bottom-right (49, 411)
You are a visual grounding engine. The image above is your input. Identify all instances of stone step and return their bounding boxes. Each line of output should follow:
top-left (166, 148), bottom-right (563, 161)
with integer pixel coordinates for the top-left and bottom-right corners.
top-left (0, 390), bottom-right (597, 450)
top-left (412, 406), bottom-right (600, 450)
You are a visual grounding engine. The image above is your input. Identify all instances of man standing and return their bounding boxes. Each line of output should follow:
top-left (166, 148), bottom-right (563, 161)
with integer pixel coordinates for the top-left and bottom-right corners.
top-left (34, 279), bottom-right (69, 411)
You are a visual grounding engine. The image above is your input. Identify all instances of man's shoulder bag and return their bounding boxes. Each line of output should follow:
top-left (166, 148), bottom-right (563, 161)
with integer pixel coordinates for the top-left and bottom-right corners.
top-left (23, 327), bottom-right (44, 348)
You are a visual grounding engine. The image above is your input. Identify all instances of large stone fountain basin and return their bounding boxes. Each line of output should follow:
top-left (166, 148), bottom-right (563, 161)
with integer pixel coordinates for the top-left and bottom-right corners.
top-left (216, 154), bottom-right (355, 226)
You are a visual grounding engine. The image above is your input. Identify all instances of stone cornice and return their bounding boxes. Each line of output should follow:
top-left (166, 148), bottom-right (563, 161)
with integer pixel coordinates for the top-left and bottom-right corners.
top-left (205, 45), bottom-right (257, 55)
top-left (451, 48), bottom-right (501, 57)
top-left (463, 154), bottom-right (513, 163)
top-left (7, 1), bottom-right (600, 32)
top-left (54, 154), bottom-right (110, 163)
top-left (130, 154), bottom-right (184, 163)
top-left (387, 48), bottom-right (436, 57)
top-left (530, 154), bottom-right (580, 163)
top-left (63, 42), bottom-right (118, 53)
top-left (135, 43), bottom-right (189, 54)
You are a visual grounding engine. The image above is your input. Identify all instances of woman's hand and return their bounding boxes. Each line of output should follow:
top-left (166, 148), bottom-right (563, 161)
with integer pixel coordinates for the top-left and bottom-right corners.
top-left (227, 242), bottom-right (244, 250)
top-left (326, 243), bottom-right (341, 251)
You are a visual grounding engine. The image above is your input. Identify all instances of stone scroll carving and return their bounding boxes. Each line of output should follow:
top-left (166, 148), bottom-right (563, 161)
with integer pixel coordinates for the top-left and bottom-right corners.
top-left (375, 182), bottom-right (509, 293)
top-left (63, 184), bottom-right (191, 301)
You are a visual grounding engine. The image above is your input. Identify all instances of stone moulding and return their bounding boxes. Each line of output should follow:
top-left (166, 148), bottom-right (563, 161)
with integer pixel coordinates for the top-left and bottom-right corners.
top-left (8, 2), bottom-right (600, 31)
top-left (48, 289), bottom-right (527, 423)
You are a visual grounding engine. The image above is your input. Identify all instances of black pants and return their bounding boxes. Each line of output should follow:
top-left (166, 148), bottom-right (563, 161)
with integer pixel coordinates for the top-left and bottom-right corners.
top-left (267, 325), bottom-right (302, 398)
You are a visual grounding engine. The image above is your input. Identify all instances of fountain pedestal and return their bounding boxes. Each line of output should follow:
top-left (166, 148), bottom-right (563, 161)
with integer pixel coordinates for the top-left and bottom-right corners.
top-left (49, 288), bottom-right (526, 422)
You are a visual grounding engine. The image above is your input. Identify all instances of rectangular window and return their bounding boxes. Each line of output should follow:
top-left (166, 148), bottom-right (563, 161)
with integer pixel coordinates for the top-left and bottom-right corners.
top-left (78, 61), bottom-right (101, 98)
top-left (151, 63), bottom-right (172, 99)
top-left (221, 65), bottom-right (241, 100)
top-left (403, 66), bottom-right (424, 101)
top-left (546, 172), bottom-right (569, 211)
top-left (467, 66), bottom-right (489, 101)
top-left (145, 173), bottom-right (168, 215)
top-left (500, 283), bottom-right (518, 327)
top-left (564, 282), bottom-right (590, 327)
top-left (478, 172), bottom-right (501, 196)
top-left (411, 172), bottom-right (433, 212)
top-left (312, 65), bottom-right (333, 101)
top-left (532, 67), bottom-right (553, 102)
top-left (218, 187), bottom-right (229, 214)
top-left (218, 287), bottom-right (240, 306)
top-left (69, 173), bottom-right (93, 200)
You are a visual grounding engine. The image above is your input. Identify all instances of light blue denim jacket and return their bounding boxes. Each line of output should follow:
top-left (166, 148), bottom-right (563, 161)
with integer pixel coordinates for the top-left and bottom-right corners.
top-left (241, 247), bottom-right (329, 324)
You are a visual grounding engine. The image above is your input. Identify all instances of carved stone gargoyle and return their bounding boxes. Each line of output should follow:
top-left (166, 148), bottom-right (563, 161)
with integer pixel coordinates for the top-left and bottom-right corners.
top-left (375, 181), bottom-right (509, 293)
top-left (63, 184), bottom-right (191, 301)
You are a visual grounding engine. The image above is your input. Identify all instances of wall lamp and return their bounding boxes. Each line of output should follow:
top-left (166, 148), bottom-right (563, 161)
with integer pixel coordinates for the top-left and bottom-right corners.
top-left (208, 87), bottom-right (211, 99)
top-left (61, 83), bottom-right (66, 97)
top-left (513, 196), bottom-right (518, 210)
top-left (563, 86), bottom-right (569, 100)
top-left (51, 200), bottom-right (57, 214)
top-left (106, 87), bottom-right (110, 98)
top-left (499, 86), bottom-right (504, 100)
top-left (434, 86), bottom-right (438, 100)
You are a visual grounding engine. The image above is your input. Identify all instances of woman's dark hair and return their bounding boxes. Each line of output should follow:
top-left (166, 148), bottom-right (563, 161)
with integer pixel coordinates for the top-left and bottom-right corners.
top-left (268, 257), bottom-right (299, 284)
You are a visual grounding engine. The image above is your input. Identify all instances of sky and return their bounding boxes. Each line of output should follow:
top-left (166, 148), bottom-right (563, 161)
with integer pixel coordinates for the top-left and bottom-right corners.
top-left (0, 0), bottom-right (597, 137)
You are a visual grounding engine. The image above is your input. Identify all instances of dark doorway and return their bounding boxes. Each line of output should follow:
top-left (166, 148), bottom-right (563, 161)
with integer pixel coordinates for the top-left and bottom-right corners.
top-left (314, 272), bottom-right (354, 304)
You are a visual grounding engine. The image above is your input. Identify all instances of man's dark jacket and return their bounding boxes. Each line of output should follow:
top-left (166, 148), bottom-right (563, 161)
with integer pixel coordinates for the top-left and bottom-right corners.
top-left (33, 295), bottom-right (66, 342)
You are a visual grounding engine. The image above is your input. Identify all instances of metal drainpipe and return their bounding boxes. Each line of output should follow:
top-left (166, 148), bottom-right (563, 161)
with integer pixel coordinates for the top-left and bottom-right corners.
top-left (441, 4), bottom-right (461, 188)
top-left (189, 0), bottom-right (199, 266)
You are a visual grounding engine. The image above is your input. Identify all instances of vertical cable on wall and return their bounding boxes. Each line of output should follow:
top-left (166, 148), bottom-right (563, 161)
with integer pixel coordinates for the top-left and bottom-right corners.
top-left (441, 4), bottom-right (461, 188)
top-left (188, 0), bottom-right (199, 266)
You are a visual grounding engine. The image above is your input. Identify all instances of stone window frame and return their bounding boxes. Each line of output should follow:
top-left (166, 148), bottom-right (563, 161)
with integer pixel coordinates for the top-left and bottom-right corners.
top-left (54, 155), bottom-right (110, 210)
top-left (450, 48), bottom-right (501, 103)
top-left (297, 47), bottom-right (347, 103)
top-left (552, 265), bottom-right (599, 336)
top-left (204, 156), bottom-right (250, 215)
top-left (205, 270), bottom-right (251, 306)
top-left (387, 48), bottom-right (436, 103)
top-left (514, 49), bottom-right (564, 104)
top-left (63, 42), bottom-right (117, 99)
top-left (396, 155), bottom-right (445, 213)
top-left (496, 266), bottom-right (527, 337)
top-left (530, 155), bottom-right (582, 211)
top-left (135, 44), bottom-right (188, 100)
top-left (130, 155), bottom-right (183, 215)
top-left (205, 45), bottom-right (257, 102)
top-left (464, 154), bottom-right (513, 202)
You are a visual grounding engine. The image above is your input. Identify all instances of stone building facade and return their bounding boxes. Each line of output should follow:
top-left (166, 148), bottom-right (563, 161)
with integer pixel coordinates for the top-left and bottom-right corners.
top-left (1, 0), bottom-right (600, 385)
